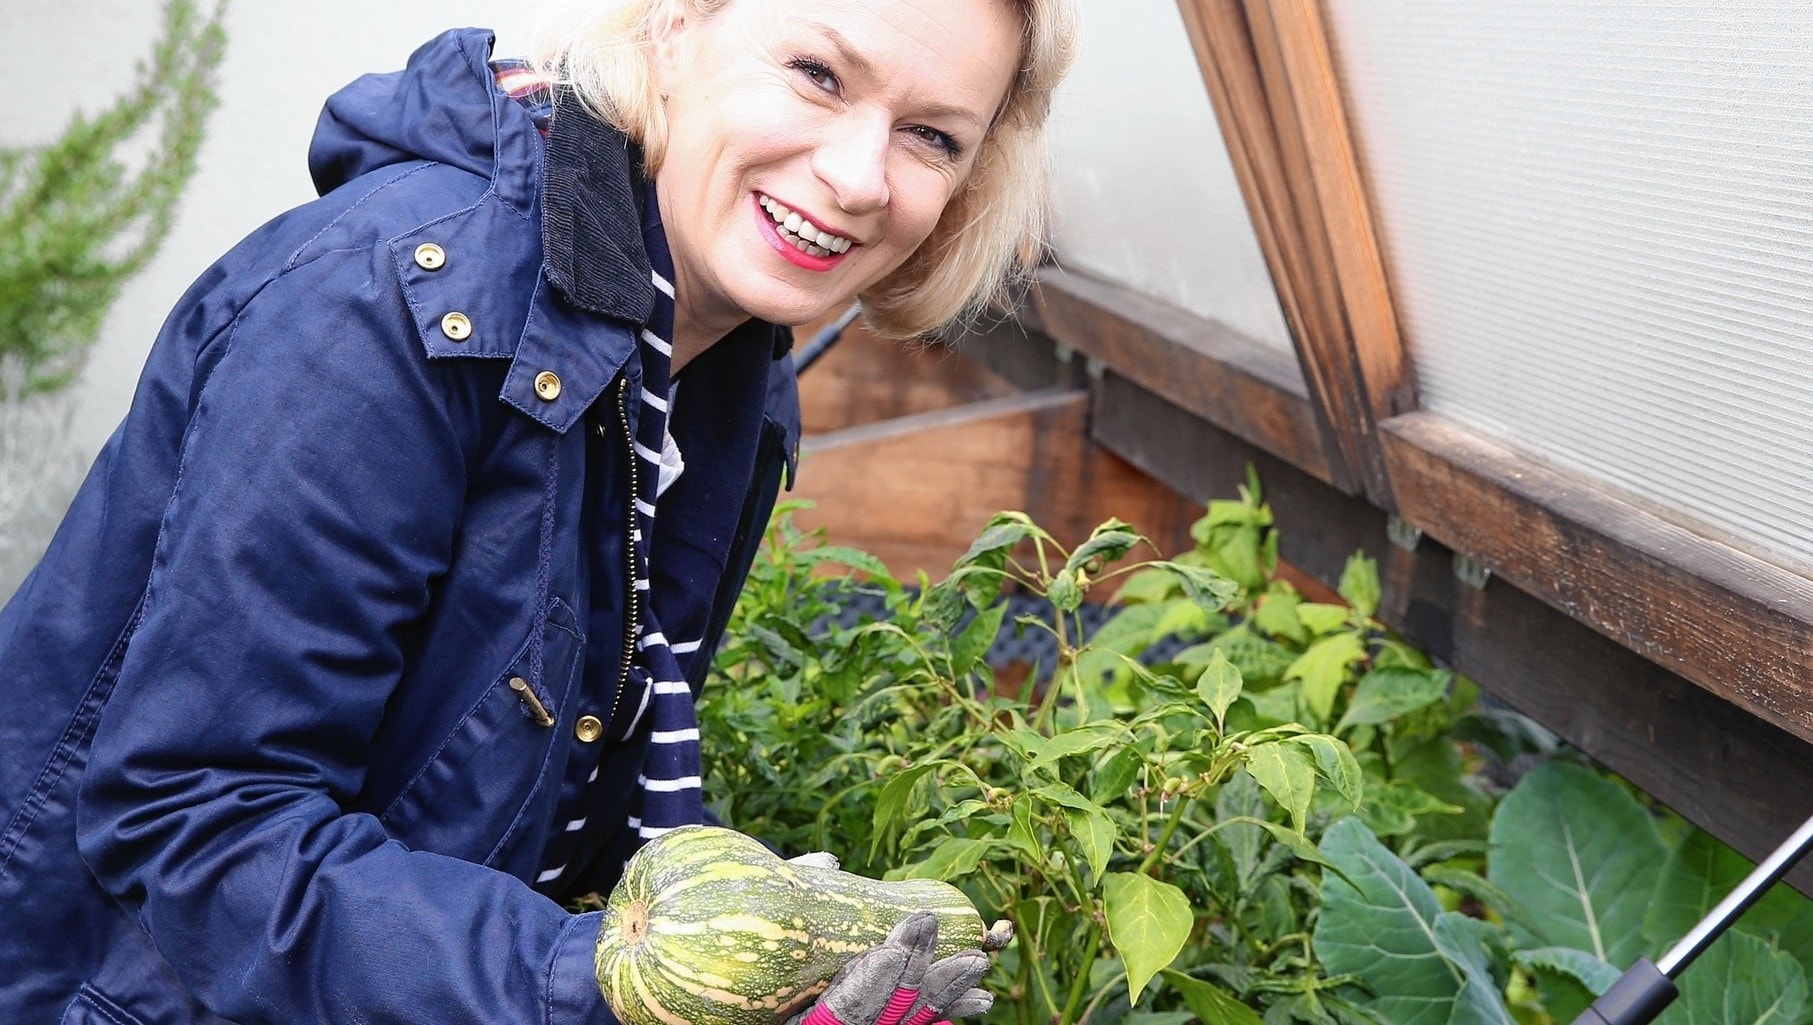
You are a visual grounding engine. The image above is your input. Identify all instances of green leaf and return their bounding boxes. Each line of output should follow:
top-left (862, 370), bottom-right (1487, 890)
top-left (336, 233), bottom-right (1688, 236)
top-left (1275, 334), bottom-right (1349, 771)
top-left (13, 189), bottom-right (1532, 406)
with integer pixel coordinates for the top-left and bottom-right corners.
top-left (1644, 827), bottom-right (1755, 953)
top-left (1514, 947), bottom-right (1619, 1024)
top-left (1335, 668), bottom-right (1450, 732)
top-left (956, 514), bottom-right (1038, 568)
top-left (1659, 930), bottom-right (1807, 1025)
top-left (1103, 872), bottom-right (1194, 1003)
top-left (1642, 827), bottom-right (1813, 980)
top-left (1244, 740), bottom-right (1317, 830)
top-left (1489, 762), bottom-right (1664, 966)
top-left (952, 513), bottom-right (1041, 607)
top-left (1390, 737), bottom-right (1493, 843)
top-left (1252, 589), bottom-right (1307, 644)
top-left (1284, 632), bottom-right (1367, 724)
top-left (1066, 521), bottom-right (1142, 573)
top-left (1296, 603), bottom-right (1351, 637)
top-left (1210, 815), bottom-right (1333, 869)
top-left (1161, 970), bottom-right (1262, 1025)
top-left (1363, 779), bottom-right (1463, 833)
top-left (951, 603), bottom-right (1007, 677)
top-left (1092, 746), bottom-right (1144, 804)
top-left (896, 837), bottom-right (995, 881)
top-left (1125, 1013), bottom-right (1193, 1025)
top-left (1313, 818), bottom-right (1515, 1025)
top-left (1064, 806), bottom-right (1115, 881)
top-left (802, 545), bottom-right (894, 579)
top-left (1116, 567), bottom-right (1181, 605)
top-left (1194, 651), bottom-right (1243, 731)
top-left (1033, 781), bottom-right (1104, 816)
top-left (1007, 799), bottom-right (1042, 861)
top-left (1293, 734), bottom-right (1363, 810)
top-left (1338, 552), bottom-right (1381, 618)
top-left (1048, 568), bottom-right (1084, 613)
top-left (1420, 865), bottom-right (1530, 933)
top-left (1031, 723), bottom-right (1128, 770)
top-left (870, 763), bottom-right (939, 854)
top-left (1158, 562), bottom-right (1241, 610)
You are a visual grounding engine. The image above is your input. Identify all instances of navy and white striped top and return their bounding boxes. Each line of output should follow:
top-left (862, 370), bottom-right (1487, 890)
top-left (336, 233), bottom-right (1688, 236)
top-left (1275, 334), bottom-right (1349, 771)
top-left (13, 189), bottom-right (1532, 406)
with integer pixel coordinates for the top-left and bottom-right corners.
top-left (494, 63), bottom-right (709, 888)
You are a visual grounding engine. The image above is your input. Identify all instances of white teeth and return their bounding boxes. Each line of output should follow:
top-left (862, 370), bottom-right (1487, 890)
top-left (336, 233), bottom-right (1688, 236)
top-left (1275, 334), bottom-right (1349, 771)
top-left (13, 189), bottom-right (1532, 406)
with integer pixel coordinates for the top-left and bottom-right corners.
top-left (760, 195), bottom-right (853, 255)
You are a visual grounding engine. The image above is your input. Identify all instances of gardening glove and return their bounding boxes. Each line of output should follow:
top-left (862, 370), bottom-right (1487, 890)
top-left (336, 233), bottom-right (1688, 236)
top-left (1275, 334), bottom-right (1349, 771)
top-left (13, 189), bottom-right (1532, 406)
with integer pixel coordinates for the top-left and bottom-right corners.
top-left (787, 913), bottom-right (994, 1025)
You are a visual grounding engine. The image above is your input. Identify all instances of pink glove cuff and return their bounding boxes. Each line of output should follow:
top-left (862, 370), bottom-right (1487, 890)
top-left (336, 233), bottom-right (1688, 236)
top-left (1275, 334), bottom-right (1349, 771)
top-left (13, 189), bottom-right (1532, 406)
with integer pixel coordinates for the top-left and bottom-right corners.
top-left (903, 1009), bottom-right (943, 1025)
top-left (803, 1005), bottom-right (845, 1025)
top-left (876, 988), bottom-right (921, 1025)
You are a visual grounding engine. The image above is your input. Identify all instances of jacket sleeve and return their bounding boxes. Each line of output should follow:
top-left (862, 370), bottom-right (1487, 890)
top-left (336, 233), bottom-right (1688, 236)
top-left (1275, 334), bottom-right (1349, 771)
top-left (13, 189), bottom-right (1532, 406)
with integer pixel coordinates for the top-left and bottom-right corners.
top-left (73, 246), bottom-right (613, 1025)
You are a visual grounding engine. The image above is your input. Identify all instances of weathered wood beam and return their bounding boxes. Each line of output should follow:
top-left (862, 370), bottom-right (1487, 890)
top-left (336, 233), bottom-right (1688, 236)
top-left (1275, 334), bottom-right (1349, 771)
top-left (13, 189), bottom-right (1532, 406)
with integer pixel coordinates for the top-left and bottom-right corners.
top-left (1381, 410), bottom-right (1813, 743)
top-left (1173, 0), bottom-right (1413, 506)
top-left (1033, 265), bottom-right (1333, 485)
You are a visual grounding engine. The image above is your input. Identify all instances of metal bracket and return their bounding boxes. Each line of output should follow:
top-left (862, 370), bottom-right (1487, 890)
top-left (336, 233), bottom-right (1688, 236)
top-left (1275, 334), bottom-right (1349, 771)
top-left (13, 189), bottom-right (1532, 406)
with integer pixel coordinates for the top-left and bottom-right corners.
top-left (1453, 553), bottom-right (1492, 590)
top-left (1083, 356), bottom-right (1107, 382)
top-left (1387, 514), bottom-right (1423, 553)
top-left (1053, 341), bottom-right (1075, 364)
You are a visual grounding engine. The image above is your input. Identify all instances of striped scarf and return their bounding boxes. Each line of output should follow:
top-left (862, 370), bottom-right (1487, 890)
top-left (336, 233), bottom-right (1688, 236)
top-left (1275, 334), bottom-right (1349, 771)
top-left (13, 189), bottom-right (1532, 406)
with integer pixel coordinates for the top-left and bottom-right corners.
top-left (494, 62), bottom-right (708, 888)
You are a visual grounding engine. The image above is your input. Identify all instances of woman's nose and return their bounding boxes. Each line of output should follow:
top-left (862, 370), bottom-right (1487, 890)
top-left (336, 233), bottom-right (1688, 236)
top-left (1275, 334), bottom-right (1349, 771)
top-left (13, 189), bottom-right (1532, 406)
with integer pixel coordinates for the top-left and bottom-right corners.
top-left (810, 112), bottom-right (890, 215)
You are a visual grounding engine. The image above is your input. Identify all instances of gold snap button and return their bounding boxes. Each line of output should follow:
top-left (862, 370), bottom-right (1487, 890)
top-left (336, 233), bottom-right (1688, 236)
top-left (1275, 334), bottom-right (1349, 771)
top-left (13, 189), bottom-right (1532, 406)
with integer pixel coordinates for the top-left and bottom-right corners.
top-left (575, 714), bottom-right (604, 743)
top-left (413, 243), bottom-right (446, 271)
top-left (534, 370), bottom-right (562, 402)
top-left (440, 311), bottom-right (472, 342)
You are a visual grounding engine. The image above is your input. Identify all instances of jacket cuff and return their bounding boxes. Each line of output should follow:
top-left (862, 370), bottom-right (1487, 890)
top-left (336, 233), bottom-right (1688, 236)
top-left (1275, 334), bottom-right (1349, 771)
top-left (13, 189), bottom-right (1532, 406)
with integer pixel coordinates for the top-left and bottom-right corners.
top-left (548, 911), bottom-right (620, 1025)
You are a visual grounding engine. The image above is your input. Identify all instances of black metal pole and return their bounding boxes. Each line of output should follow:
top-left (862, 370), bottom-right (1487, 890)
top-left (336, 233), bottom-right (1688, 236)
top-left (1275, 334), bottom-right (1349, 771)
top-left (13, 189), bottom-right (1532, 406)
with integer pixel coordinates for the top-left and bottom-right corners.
top-left (794, 303), bottom-right (862, 375)
top-left (1570, 811), bottom-right (1813, 1025)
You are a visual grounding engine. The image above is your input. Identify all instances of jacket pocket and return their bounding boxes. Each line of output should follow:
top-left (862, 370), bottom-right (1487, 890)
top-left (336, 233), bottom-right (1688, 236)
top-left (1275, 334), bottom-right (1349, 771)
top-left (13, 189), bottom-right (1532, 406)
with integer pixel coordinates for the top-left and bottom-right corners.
top-left (377, 598), bottom-right (584, 864)
top-left (61, 983), bottom-right (149, 1025)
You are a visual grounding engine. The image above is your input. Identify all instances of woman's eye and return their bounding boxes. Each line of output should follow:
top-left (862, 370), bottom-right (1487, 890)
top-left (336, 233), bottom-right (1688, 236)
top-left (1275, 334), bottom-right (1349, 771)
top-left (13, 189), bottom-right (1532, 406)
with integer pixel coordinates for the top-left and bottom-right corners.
top-left (908, 125), bottom-right (963, 160)
top-left (789, 58), bottom-right (839, 94)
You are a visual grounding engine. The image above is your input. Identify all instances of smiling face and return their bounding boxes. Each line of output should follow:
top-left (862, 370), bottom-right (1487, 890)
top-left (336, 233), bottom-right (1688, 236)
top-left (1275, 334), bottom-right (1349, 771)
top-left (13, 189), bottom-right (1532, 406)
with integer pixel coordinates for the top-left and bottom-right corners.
top-left (650, 0), bottom-right (1022, 347)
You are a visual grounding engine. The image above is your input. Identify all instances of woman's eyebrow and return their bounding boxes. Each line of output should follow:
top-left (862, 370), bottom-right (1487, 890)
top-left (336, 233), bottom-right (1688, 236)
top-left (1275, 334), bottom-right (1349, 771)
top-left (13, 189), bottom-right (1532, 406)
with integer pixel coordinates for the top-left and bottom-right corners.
top-left (807, 21), bottom-right (988, 130)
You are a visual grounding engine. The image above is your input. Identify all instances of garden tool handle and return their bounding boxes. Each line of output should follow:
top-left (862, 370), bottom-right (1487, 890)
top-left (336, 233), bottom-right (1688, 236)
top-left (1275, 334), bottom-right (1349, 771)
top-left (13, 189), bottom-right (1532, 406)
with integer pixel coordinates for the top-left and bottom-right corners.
top-left (1568, 959), bottom-right (1675, 1025)
top-left (1570, 807), bottom-right (1813, 1025)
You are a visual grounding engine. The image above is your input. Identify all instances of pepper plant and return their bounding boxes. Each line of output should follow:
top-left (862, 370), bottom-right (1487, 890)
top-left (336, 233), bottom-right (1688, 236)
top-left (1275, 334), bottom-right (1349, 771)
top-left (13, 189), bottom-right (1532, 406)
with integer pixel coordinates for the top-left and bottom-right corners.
top-left (705, 482), bottom-right (1813, 1025)
top-left (705, 493), bottom-right (1373, 1025)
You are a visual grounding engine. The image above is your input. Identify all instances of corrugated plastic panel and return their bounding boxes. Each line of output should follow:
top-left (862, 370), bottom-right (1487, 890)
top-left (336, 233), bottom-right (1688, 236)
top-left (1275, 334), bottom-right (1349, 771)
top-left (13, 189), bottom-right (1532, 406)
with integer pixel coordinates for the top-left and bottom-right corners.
top-left (1046, 0), bottom-right (1297, 356)
top-left (1326, 0), bottom-right (1813, 575)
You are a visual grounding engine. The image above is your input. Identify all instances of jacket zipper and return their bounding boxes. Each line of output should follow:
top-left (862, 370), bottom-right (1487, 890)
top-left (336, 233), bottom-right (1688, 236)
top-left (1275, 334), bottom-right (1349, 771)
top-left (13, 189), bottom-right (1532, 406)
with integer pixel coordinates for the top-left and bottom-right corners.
top-left (604, 374), bottom-right (640, 736)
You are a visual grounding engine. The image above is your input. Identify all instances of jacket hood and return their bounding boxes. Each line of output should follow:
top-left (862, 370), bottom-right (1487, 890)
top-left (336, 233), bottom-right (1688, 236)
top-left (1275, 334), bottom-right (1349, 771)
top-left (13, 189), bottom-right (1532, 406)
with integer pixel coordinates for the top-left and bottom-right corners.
top-left (308, 28), bottom-right (515, 198)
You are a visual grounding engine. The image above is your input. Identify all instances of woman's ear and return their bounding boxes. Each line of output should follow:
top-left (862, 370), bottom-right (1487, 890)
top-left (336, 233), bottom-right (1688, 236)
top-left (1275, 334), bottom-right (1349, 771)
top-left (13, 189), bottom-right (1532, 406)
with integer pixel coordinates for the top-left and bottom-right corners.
top-left (649, 0), bottom-right (690, 87)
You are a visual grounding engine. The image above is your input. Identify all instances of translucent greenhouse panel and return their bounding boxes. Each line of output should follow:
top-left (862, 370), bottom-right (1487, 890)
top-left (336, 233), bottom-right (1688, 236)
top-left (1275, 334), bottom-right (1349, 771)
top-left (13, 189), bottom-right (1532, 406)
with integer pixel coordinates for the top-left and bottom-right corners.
top-left (1326, 0), bottom-right (1813, 575)
top-left (1046, 0), bottom-right (1296, 356)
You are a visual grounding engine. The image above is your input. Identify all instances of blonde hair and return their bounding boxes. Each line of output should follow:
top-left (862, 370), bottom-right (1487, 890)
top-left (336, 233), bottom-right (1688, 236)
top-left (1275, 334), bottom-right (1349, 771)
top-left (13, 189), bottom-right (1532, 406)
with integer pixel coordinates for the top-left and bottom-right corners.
top-left (527, 0), bottom-right (1079, 339)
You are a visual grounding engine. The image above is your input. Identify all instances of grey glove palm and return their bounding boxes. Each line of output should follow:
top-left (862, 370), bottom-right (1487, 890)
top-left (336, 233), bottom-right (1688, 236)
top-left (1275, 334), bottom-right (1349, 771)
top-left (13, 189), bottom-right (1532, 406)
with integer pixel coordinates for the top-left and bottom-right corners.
top-left (787, 913), bottom-right (994, 1025)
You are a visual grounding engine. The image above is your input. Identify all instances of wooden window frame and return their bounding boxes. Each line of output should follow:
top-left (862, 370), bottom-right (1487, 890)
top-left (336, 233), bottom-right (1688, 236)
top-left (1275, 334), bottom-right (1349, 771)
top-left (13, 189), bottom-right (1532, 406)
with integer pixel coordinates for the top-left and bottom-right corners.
top-left (994, 0), bottom-right (1813, 874)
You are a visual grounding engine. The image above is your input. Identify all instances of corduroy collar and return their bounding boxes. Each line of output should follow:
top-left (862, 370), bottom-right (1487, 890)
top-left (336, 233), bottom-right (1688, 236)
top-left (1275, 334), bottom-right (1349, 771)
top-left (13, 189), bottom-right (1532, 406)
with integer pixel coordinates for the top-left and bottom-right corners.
top-left (540, 89), bottom-right (659, 326)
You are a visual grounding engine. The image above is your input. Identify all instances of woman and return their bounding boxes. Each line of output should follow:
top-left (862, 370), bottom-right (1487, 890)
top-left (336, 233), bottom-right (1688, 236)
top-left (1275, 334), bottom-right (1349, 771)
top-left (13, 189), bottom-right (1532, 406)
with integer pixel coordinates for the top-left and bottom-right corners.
top-left (0, 0), bottom-right (1076, 1021)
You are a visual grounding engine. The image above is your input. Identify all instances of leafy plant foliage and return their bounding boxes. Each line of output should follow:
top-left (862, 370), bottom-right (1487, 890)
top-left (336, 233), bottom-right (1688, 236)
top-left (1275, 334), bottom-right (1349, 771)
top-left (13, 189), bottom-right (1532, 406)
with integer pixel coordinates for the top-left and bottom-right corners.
top-left (0, 0), bottom-right (226, 395)
top-left (702, 480), bottom-right (1813, 1025)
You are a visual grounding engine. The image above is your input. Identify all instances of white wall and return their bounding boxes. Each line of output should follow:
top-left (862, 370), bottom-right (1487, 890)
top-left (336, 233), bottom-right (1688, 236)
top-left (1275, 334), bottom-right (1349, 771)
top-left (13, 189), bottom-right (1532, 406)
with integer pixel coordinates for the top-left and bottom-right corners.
top-left (7, 1), bottom-right (533, 458)
top-left (1045, 0), bottom-right (1294, 355)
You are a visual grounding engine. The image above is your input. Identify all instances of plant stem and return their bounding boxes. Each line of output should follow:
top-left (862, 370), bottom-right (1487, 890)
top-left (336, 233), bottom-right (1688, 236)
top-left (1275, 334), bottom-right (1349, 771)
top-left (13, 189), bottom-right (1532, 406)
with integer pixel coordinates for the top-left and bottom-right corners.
top-left (1057, 931), bottom-right (1104, 1025)
top-left (1138, 794), bottom-right (1193, 876)
top-left (1009, 909), bottom-right (1063, 1021)
top-left (1076, 970), bottom-right (1128, 1025)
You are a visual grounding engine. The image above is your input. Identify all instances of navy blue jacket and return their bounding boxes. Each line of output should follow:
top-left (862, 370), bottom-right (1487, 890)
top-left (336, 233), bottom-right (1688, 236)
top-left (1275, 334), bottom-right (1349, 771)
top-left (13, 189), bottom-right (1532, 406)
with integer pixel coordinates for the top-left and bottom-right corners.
top-left (0, 28), bottom-right (799, 1025)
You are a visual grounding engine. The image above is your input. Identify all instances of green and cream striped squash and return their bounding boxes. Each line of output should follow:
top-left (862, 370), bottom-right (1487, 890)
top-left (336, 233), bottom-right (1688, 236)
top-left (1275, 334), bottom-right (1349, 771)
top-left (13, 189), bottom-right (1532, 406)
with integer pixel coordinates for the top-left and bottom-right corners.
top-left (595, 825), bottom-right (985, 1025)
